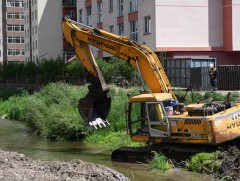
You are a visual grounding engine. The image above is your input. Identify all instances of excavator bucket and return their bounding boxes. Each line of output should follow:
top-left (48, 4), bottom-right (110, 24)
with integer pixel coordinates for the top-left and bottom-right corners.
top-left (78, 86), bottom-right (111, 129)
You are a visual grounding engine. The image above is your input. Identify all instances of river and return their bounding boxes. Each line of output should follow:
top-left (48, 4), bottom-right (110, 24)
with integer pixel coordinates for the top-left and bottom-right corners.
top-left (0, 118), bottom-right (214, 181)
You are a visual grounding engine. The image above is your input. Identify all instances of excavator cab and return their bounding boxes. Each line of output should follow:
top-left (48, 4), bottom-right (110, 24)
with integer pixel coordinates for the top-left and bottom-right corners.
top-left (127, 94), bottom-right (173, 141)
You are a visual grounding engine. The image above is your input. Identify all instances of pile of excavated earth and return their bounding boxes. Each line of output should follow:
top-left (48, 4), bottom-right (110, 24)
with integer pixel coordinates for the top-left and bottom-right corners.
top-left (217, 146), bottom-right (240, 180)
top-left (0, 150), bottom-right (128, 181)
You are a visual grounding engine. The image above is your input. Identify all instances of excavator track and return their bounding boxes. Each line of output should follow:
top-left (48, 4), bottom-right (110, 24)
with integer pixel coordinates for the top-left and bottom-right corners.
top-left (111, 139), bottom-right (240, 163)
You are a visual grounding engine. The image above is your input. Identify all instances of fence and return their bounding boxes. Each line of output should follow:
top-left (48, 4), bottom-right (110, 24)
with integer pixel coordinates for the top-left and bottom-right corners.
top-left (217, 65), bottom-right (240, 90)
top-left (164, 58), bottom-right (216, 90)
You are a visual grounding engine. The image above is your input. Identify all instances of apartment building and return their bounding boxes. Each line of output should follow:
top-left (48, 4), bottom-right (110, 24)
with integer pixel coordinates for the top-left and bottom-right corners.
top-left (0, 0), bottom-right (3, 62)
top-left (24, 0), bottom-right (63, 63)
top-left (77, 0), bottom-right (240, 65)
top-left (23, 0), bottom-right (76, 63)
top-left (63, 0), bottom-right (77, 61)
top-left (3, 0), bottom-right (25, 62)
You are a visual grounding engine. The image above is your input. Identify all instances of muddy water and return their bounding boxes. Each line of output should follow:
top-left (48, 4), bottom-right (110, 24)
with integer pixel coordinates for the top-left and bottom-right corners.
top-left (0, 119), bottom-right (214, 181)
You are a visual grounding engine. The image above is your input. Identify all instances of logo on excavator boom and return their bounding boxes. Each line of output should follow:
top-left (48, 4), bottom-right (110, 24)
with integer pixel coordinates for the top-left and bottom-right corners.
top-left (88, 37), bottom-right (116, 51)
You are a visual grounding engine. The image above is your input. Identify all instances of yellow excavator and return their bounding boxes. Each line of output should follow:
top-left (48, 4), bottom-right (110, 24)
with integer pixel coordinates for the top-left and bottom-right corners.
top-left (62, 18), bottom-right (240, 160)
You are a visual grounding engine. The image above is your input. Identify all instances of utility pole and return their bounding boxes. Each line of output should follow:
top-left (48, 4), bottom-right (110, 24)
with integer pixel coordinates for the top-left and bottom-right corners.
top-left (2, 0), bottom-right (7, 64)
top-left (29, 0), bottom-right (32, 61)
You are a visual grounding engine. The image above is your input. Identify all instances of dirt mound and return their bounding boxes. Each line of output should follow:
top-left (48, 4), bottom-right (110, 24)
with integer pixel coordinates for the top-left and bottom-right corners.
top-left (218, 146), bottom-right (240, 180)
top-left (0, 150), bottom-right (129, 181)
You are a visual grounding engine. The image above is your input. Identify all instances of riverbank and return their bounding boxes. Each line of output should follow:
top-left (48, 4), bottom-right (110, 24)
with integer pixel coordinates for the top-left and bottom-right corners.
top-left (0, 150), bottom-right (128, 181)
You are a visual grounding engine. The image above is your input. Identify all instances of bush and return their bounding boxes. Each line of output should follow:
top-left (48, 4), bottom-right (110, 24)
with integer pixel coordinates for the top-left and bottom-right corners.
top-left (204, 91), bottom-right (226, 101)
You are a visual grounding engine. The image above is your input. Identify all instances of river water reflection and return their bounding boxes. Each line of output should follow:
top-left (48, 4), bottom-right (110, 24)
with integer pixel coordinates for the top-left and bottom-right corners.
top-left (0, 119), bottom-right (214, 181)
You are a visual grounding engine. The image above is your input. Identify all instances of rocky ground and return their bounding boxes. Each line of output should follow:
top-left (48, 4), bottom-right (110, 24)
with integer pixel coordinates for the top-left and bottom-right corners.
top-left (217, 146), bottom-right (240, 181)
top-left (0, 150), bottom-right (129, 181)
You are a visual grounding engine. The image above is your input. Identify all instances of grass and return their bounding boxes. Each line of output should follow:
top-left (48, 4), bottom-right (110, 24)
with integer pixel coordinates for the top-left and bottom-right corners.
top-left (83, 131), bottom-right (144, 149)
top-left (148, 151), bottom-right (173, 171)
top-left (185, 151), bottom-right (222, 174)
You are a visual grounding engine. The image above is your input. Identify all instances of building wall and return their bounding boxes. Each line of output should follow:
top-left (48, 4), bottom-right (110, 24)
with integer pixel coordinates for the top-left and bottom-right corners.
top-left (77, 0), bottom-right (154, 57)
top-left (232, 0), bottom-right (240, 50)
top-left (0, 0), bottom-right (3, 62)
top-left (6, 0), bottom-right (25, 62)
top-left (156, 0), bottom-right (223, 51)
top-left (24, 0), bottom-right (63, 63)
top-left (76, 0), bottom-right (239, 65)
top-left (138, 0), bottom-right (156, 50)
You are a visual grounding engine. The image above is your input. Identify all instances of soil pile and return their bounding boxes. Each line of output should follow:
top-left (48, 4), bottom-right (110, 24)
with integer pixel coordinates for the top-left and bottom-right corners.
top-left (0, 150), bottom-right (129, 181)
top-left (218, 146), bottom-right (240, 180)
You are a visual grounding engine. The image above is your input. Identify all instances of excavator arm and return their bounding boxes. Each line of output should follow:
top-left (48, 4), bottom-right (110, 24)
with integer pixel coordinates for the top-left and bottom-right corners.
top-left (62, 18), bottom-right (176, 128)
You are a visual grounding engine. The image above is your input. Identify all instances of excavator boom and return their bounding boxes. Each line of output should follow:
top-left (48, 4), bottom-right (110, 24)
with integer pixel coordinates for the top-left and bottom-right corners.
top-left (62, 18), bottom-right (176, 128)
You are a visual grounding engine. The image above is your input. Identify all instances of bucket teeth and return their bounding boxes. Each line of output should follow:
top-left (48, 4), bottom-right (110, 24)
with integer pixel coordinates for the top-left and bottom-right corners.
top-left (78, 92), bottom-right (111, 129)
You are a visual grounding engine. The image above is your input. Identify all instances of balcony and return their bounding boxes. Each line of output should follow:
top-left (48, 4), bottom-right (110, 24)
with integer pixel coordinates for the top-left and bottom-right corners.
top-left (62, 0), bottom-right (76, 6)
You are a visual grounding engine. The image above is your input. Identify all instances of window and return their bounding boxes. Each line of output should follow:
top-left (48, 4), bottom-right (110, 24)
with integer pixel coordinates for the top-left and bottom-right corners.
top-left (130, 20), bottom-right (138, 41)
top-left (7, 37), bottom-right (24, 43)
top-left (118, 0), bottom-right (124, 17)
top-left (35, 25), bottom-right (37, 34)
top-left (118, 23), bottom-right (124, 35)
top-left (6, 13), bottom-right (24, 20)
top-left (129, 0), bottom-right (138, 13)
top-left (35, 10), bottom-right (37, 19)
top-left (7, 49), bottom-right (24, 56)
top-left (6, 0), bottom-right (24, 7)
top-left (86, 6), bottom-right (92, 26)
top-left (144, 16), bottom-right (151, 34)
top-left (109, 25), bottom-right (114, 33)
top-left (35, 40), bottom-right (37, 49)
top-left (6, 25), bottom-right (24, 32)
top-left (97, 2), bottom-right (103, 23)
top-left (79, 9), bottom-right (83, 23)
top-left (109, 0), bottom-right (113, 12)
top-left (66, 10), bottom-right (75, 20)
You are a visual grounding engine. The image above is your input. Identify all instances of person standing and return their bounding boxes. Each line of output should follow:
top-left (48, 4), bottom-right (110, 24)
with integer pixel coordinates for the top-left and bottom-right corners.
top-left (209, 64), bottom-right (218, 90)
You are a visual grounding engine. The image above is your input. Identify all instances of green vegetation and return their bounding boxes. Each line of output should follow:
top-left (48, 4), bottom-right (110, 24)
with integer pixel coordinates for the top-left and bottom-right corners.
top-left (84, 131), bottom-right (143, 149)
top-left (0, 87), bottom-right (26, 101)
top-left (186, 151), bottom-right (222, 174)
top-left (148, 151), bottom-right (173, 171)
top-left (0, 57), bottom-right (137, 86)
top-left (0, 83), bottom-right (142, 147)
top-left (174, 90), bottom-right (239, 104)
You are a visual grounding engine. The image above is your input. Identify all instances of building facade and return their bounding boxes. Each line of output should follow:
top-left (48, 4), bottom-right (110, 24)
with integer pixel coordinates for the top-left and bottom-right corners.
top-left (24, 0), bottom-right (64, 63)
top-left (77, 0), bottom-right (240, 65)
top-left (63, 0), bottom-right (77, 61)
top-left (0, 0), bottom-right (3, 62)
top-left (4, 0), bottom-right (25, 62)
